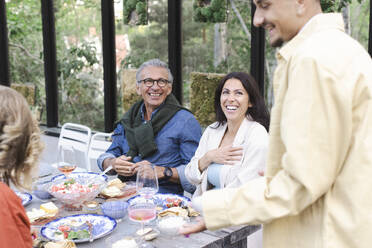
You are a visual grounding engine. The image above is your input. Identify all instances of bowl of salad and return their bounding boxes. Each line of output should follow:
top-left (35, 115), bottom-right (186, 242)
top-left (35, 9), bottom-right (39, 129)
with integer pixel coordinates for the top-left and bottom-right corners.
top-left (46, 176), bottom-right (106, 211)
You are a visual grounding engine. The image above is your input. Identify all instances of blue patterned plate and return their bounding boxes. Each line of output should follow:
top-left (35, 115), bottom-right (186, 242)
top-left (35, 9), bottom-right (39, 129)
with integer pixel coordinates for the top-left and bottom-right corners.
top-left (40, 214), bottom-right (117, 243)
top-left (128, 193), bottom-right (191, 209)
top-left (51, 172), bottom-right (108, 182)
top-left (15, 191), bottom-right (32, 206)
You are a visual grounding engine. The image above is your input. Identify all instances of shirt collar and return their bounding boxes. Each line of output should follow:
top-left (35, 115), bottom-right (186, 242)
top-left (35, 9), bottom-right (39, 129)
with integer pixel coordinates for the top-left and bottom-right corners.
top-left (140, 102), bottom-right (164, 121)
top-left (276, 13), bottom-right (345, 62)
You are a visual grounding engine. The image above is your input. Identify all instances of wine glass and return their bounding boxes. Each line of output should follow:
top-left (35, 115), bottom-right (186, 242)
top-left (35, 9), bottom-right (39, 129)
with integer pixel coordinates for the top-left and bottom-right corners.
top-left (128, 199), bottom-right (157, 247)
top-left (57, 144), bottom-right (77, 178)
top-left (136, 164), bottom-right (159, 198)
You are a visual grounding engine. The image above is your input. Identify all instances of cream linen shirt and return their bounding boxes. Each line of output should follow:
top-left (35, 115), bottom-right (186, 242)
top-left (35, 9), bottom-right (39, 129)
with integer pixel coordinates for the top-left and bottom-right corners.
top-left (202, 13), bottom-right (372, 248)
top-left (185, 118), bottom-right (268, 197)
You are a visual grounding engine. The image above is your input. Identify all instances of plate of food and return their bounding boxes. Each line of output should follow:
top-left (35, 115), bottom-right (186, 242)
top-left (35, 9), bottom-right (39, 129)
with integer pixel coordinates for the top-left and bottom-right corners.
top-left (51, 172), bottom-right (108, 182)
top-left (27, 202), bottom-right (59, 226)
top-left (100, 179), bottom-right (137, 199)
top-left (128, 193), bottom-right (191, 210)
top-left (15, 191), bottom-right (33, 206)
top-left (40, 214), bottom-right (117, 243)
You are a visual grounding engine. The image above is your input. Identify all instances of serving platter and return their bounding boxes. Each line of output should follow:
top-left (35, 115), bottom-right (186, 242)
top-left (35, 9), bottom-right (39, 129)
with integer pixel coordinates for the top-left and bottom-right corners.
top-left (40, 214), bottom-right (117, 243)
top-left (128, 193), bottom-right (190, 209)
top-left (15, 191), bottom-right (32, 206)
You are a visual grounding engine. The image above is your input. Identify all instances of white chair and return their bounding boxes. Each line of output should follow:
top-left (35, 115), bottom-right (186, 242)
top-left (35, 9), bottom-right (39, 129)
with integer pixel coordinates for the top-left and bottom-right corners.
top-left (58, 123), bottom-right (92, 171)
top-left (87, 132), bottom-right (112, 173)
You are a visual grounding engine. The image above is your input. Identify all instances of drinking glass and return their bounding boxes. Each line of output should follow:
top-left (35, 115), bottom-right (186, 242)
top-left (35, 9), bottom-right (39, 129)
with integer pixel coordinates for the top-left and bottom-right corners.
top-left (57, 144), bottom-right (77, 178)
top-left (128, 199), bottom-right (157, 247)
top-left (136, 164), bottom-right (159, 198)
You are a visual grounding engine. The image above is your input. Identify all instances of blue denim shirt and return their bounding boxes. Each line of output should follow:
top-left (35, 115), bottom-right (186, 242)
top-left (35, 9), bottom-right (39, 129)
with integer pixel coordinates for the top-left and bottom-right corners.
top-left (98, 106), bottom-right (201, 195)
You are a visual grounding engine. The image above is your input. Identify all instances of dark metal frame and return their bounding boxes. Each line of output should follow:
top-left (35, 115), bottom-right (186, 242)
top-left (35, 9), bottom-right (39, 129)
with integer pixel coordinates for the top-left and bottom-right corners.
top-left (0, 0), bottom-right (10, 86)
top-left (101, 0), bottom-right (117, 132)
top-left (168, 0), bottom-right (183, 104)
top-left (250, 0), bottom-right (265, 96)
top-left (1, 0), bottom-right (371, 132)
top-left (41, 0), bottom-right (58, 127)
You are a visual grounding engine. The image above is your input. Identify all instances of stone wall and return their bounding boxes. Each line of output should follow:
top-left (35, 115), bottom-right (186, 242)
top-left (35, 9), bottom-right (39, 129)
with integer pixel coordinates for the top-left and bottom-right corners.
top-left (11, 83), bottom-right (36, 106)
top-left (190, 72), bottom-right (225, 127)
top-left (121, 69), bottom-right (141, 113)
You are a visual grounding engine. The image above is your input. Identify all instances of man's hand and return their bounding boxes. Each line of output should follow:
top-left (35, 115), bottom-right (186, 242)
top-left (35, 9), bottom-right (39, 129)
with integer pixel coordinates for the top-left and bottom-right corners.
top-left (179, 217), bottom-right (207, 235)
top-left (111, 155), bottom-right (137, 177)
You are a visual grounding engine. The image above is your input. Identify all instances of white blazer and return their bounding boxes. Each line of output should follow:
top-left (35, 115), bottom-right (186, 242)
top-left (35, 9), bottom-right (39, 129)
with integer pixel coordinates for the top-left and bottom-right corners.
top-left (185, 118), bottom-right (268, 197)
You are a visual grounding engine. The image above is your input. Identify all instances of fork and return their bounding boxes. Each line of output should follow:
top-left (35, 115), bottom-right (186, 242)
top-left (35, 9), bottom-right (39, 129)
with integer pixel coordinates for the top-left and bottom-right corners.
top-left (86, 221), bottom-right (93, 242)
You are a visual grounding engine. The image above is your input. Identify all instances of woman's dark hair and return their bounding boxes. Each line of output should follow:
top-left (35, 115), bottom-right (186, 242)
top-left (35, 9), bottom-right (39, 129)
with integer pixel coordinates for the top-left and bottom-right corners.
top-left (214, 72), bottom-right (270, 131)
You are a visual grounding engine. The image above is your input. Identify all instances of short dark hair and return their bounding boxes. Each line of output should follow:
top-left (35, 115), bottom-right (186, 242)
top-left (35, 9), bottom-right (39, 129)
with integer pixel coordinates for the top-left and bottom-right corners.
top-left (214, 72), bottom-right (270, 131)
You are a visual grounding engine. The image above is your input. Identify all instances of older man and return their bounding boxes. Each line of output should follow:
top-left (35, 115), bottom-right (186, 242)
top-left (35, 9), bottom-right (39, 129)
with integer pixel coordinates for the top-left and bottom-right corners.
top-left (98, 59), bottom-right (201, 195)
top-left (181, 0), bottom-right (372, 247)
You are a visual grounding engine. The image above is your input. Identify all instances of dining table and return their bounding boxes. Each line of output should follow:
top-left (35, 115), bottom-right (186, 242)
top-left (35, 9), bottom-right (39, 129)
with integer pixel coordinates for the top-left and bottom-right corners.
top-left (27, 168), bottom-right (260, 248)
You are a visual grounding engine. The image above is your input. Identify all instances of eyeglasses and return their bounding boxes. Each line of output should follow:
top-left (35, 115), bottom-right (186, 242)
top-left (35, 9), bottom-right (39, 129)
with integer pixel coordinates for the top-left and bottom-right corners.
top-left (137, 78), bottom-right (170, 87)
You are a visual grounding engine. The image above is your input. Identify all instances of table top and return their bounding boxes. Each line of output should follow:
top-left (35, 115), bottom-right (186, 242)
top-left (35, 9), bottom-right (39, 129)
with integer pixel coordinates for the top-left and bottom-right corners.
top-left (27, 194), bottom-right (259, 248)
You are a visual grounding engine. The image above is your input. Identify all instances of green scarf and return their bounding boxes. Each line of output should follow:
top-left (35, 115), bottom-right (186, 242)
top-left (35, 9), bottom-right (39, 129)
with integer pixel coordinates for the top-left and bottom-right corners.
top-left (119, 93), bottom-right (188, 160)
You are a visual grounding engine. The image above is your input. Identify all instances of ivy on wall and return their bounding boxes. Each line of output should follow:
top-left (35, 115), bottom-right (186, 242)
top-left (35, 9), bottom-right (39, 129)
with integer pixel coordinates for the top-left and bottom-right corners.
top-left (193, 0), bottom-right (228, 23)
top-left (321, 0), bottom-right (362, 12)
top-left (123, 0), bottom-right (148, 25)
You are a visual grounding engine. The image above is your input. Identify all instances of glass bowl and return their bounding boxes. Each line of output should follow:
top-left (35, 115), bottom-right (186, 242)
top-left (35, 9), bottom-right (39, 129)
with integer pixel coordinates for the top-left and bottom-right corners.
top-left (101, 200), bottom-right (129, 220)
top-left (46, 175), bottom-right (107, 211)
top-left (32, 178), bottom-right (53, 201)
top-left (157, 216), bottom-right (188, 236)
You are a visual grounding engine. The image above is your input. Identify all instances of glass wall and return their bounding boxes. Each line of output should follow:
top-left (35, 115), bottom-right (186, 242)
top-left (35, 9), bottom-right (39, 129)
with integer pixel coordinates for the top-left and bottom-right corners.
top-left (54, 0), bottom-right (104, 130)
top-left (6, 0), bottom-right (45, 120)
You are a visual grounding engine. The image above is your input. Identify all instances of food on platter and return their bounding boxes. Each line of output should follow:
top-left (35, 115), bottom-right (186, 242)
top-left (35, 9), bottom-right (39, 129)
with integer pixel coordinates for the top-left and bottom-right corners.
top-left (101, 186), bottom-right (122, 197)
top-left (187, 206), bottom-right (200, 217)
top-left (164, 197), bottom-right (184, 208)
top-left (107, 178), bottom-right (126, 189)
top-left (44, 240), bottom-right (76, 248)
top-left (100, 179), bottom-right (136, 199)
top-left (27, 202), bottom-right (58, 224)
top-left (112, 237), bottom-right (138, 248)
top-left (158, 207), bottom-right (188, 218)
top-left (158, 205), bottom-right (200, 218)
top-left (53, 221), bottom-right (91, 240)
top-left (41, 202), bottom-right (59, 215)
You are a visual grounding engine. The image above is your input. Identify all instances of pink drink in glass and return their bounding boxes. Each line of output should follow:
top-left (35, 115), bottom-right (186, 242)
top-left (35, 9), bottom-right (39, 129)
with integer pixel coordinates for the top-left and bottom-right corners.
top-left (128, 208), bottom-right (156, 222)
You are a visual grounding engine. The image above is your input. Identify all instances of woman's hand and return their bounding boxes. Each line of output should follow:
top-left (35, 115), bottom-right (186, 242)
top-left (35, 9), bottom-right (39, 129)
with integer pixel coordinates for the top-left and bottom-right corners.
top-left (198, 146), bottom-right (243, 172)
top-left (208, 146), bottom-right (243, 165)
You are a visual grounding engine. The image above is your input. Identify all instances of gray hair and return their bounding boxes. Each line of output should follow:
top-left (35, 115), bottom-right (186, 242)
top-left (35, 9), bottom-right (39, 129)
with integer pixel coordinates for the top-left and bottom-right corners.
top-left (136, 59), bottom-right (174, 84)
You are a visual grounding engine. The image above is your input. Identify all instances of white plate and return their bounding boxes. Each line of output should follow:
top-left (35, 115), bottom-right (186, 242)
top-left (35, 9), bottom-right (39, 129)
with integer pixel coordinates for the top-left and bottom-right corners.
top-left (128, 193), bottom-right (190, 209)
top-left (15, 191), bottom-right (32, 206)
top-left (40, 214), bottom-right (116, 243)
top-left (51, 172), bottom-right (108, 182)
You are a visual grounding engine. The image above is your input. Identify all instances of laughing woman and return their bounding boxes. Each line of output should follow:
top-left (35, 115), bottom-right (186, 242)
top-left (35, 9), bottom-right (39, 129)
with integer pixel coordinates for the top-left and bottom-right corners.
top-left (185, 72), bottom-right (270, 197)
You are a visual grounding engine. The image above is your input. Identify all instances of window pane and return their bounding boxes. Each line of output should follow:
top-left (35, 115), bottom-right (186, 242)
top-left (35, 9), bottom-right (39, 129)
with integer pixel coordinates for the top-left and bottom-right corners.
top-left (7, 0), bottom-right (45, 122)
top-left (55, 0), bottom-right (104, 130)
top-left (116, 0), bottom-right (168, 118)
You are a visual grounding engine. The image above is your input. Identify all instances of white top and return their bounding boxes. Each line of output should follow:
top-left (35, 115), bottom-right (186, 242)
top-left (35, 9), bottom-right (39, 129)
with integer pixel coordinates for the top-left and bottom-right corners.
top-left (185, 118), bottom-right (268, 197)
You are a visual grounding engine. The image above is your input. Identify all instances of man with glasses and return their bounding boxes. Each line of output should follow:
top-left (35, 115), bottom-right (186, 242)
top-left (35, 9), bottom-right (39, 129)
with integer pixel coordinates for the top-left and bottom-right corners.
top-left (98, 59), bottom-right (202, 195)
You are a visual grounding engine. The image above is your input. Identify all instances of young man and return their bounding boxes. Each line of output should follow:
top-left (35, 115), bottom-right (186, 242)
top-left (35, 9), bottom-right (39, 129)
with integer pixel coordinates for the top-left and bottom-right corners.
top-left (181, 0), bottom-right (372, 247)
top-left (98, 59), bottom-right (202, 195)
